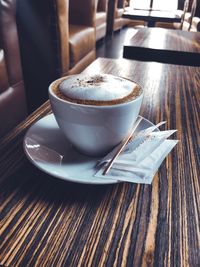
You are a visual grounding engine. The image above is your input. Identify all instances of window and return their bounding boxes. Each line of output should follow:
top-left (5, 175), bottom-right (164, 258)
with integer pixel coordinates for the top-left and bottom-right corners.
top-left (152, 0), bottom-right (178, 11)
top-left (130, 0), bottom-right (151, 9)
top-left (130, 0), bottom-right (178, 11)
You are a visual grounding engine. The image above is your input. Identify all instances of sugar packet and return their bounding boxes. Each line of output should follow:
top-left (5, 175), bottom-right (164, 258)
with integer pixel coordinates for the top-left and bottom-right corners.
top-left (98, 121), bottom-right (167, 166)
top-left (117, 130), bottom-right (177, 164)
top-left (95, 119), bottom-right (178, 184)
top-left (95, 140), bottom-right (178, 184)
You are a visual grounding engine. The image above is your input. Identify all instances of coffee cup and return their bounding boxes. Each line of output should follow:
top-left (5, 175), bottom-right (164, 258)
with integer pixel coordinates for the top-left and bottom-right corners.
top-left (49, 74), bottom-right (143, 157)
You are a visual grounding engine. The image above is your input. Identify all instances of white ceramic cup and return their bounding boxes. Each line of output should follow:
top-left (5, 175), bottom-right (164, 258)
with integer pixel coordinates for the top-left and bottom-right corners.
top-left (49, 75), bottom-right (143, 157)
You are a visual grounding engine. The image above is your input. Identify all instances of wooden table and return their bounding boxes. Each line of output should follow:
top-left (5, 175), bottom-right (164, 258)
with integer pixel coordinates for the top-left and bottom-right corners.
top-left (123, 28), bottom-right (200, 66)
top-left (0, 58), bottom-right (199, 266)
top-left (123, 8), bottom-right (181, 27)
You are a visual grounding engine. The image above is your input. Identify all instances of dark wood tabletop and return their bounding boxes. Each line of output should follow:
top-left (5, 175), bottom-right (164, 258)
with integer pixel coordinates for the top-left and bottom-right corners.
top-left (123, 28), bottom-right (200, 66)
top-left (123, 8), bottom-right (181, 27)
top-left (0, 58), bottom-right (199, 267)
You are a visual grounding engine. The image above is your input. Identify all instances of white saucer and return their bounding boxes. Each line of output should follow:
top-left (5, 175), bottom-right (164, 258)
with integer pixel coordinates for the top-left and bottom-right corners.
top-left (23, 114), bottom-right (156, 185)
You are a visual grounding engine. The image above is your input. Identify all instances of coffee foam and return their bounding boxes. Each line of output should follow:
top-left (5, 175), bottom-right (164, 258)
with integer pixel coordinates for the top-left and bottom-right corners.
top-left (54, 74), bottom-right (142, 105)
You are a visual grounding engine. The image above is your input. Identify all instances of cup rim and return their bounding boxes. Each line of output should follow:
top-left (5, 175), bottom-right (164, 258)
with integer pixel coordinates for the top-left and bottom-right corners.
top-left (49, 74), bottom-right (143, 108)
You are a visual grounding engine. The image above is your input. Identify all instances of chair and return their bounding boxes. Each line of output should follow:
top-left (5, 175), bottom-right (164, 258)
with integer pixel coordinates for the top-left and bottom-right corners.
top-left (107, 0), bottom-right (131, 34)
top-left (114, 0), bottom-right (129, 31)
top-left (51, 0), bottom-right (97, 75)
top-left (189, 16), bottom-right (200, 31)
top-left (155, 2), bottom-right (187, 29)
top-left (68, 0), bottom-right (97, 74)
top-left (155, 0), bottom-right (197, 31)
top-left (113, 0), bottom-right (125, 31)
top-left (96, 0), bottom-right (109, 41)
top-left (187, 0), bottom-right (197, 30)
top-left (0, 0), bottom-right (27, 138)
top-left (16, 0), bottom-right (97, 112)
top-left (16, 0), bottom-right (58, 113)
top-left (173, 0), bottom-right (197, 31)
top-left (179, 0), bottom-right (190, 29)
top-left (44, 0), bottom-right (97, 77)
top-left (45, 0), bottom-right (98, 81)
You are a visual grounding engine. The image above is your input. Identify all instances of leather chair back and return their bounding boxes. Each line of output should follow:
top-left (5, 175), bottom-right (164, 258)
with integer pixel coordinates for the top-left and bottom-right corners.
top-left (107, 0), bottom-right (117, 34)
top-left (69, 0), bottom-right (98, 27)
top-left (107, 0), bottom-right (128, 33)
top-left (15, 0), bottom-right (96, 114)
top-left (97, 0), bottom-right (108, 12)
top-left (180, 0), bottom-right (190, 29)
top-left (53, 0), bottom-right (70, 76)
top-left (67, 0), bottom-right (97, 74)
top-left (96, 0), bottom-right (109, 41)
top-left (0, 0), bottom-right (27, 137)
top-left (188, 0), bottom-right (197, 30)
top-left (16, 0), bottom-right (57, 113)
top-left (117, 0), bottom-right (125, 9)
top-left (51, 0), bottom-right (97, 75)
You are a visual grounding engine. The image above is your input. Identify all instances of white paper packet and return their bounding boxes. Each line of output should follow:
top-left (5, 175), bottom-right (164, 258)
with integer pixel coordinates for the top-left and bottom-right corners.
top-left (98, 121), bottom-right (167, 166)
top-left (125, 120), bottom-right (167, 152)
top-left (118, 130), bottom-right (177, 164)
top-left (95, 140), bottom-right (178, 184)
top-left (98, 129), bottom-right (176, 166)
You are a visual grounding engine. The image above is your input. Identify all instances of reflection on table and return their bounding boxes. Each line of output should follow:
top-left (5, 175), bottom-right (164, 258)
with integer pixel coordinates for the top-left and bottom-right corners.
top-left (123, 28), bottom-right (200, 66)
top-left (123, 8), bottom-right (181, 27)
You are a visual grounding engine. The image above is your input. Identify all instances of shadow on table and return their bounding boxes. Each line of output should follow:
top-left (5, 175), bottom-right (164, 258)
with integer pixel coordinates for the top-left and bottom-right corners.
top-left (1, 160), bottom-right (130, 207)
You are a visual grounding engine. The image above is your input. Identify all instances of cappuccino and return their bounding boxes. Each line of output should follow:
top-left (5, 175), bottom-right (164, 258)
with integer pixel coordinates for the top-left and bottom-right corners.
top-left (52, 74), bottom-right (142, 106)
top-left (49, 73), bottom-right (143, 156)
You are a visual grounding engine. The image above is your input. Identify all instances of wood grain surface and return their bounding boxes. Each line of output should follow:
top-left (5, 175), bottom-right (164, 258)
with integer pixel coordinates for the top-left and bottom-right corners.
top-left (123, 28), bottom-right (200, 66)
top-left (0, 58), bottom-right (199, 267)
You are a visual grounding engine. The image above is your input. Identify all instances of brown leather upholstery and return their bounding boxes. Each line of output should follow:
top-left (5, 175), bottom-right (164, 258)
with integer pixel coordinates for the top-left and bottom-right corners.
top-left (96, 0), bottom-right (108, 41)
top-left (0, 50), bottom-right (9, 94)
top-left (107, 0), bottom-right (116, 34)
top-left (16, 0), bottom-right (58, 113)
top-left (15, 0), bottom-right (96, 113)
top-left (69, 0), bottom-right (97, 26)
top-left (107, 0), bottom-right (129, 33)
top-left (68, 0), bottom-right (97, 74)
top-left (54, 0), bottom-right (70, 76)
top-left (114, 0), bottom-right (129, 31)
top-left (0, 0), bottom-right (27, 138)
top-left (69, 25), bottom-right (95, 69)
top-left (54, 0), bottom-right (97, 75)
top-left (113, 0), bottom-right (123, 31)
